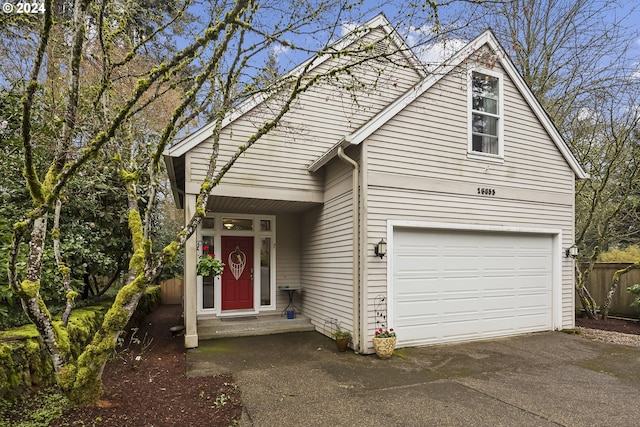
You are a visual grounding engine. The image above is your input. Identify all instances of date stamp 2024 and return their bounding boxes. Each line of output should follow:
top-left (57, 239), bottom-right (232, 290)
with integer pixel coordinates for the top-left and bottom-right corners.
top-left (2, 1), bottom-right (45, 14)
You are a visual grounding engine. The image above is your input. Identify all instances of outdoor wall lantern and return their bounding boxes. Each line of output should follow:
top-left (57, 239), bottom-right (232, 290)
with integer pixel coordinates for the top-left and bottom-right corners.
top-left (565, 244), bottom-right (578, 258)
top-left (374, 239), bottom-right (387, 259)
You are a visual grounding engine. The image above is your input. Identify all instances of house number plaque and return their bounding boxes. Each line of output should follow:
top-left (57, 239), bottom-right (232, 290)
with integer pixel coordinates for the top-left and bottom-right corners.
top-left (477, 187), bottom-right (496, 196)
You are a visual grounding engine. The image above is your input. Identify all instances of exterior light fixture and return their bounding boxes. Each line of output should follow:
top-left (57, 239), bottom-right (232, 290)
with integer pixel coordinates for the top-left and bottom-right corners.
top-left (565, 244), bottom-right (578, 258)
top-left (374, 239), bottom-right (387, 259)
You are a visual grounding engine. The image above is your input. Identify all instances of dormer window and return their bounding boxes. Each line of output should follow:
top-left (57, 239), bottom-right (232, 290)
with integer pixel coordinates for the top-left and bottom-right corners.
top-left (469, 70), bottom-right (503, 159)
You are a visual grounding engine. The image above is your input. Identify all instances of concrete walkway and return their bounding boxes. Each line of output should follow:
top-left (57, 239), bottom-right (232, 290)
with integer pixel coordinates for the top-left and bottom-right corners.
top-left (187, 331), bottom-right (640, 426)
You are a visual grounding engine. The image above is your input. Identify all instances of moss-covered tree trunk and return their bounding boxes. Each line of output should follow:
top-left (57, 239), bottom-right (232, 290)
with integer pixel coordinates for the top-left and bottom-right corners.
top-left (575, 262), bottom-right (599, 319)
top-left (14, 215), bottom-right (69, 372)
top-left (601, 262), bottom-right (640, 320)
top-left (63, 273), bottom-right (150, 404)
top-left (6, 0), bottom-right (449, 408)
top-left (61, 188), bottom-right (153, 403)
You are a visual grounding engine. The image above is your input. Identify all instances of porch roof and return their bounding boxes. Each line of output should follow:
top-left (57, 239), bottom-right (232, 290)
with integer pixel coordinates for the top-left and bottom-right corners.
top-left (206, 195), bottom-right (320, 214)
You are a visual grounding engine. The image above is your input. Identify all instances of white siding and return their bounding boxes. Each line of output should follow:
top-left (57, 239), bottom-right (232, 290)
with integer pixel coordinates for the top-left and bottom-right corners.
top-left (275, 213), bottom-right (301, 311)
top-left (366, 62), bottom-right (574, 192)
top-left (185, 28), bottom-right (423, 198)
top-left (301, 157), bottom-right (356, 334)
top-left (363, 55), bottom-right (576, 347)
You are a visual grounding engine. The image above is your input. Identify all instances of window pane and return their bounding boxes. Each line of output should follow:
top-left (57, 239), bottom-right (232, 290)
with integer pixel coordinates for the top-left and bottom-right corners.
top-left (472, 73), bottom-right (498, 114)
top-left (202, 236), bottom-right (214, 252)
top-left (472, 73), bottom-right (499, 97)
top-left (201, 236), bottom-right (215, 308)
top-left (222, 218), bottom-right (253, 231)
top-left (203, 276), bottom-right (214, 308)
top-left (260, 220), bottom-right (271, 232)
top-left (472, 114), bottom-right (498, 136)
top-left (473, 96), bottom-right (497, 114)
top-left (472, 135), bottom-right (498, 155)
top-left (260, 238), bottom-right (271, 305)
top-left (202, 218), bottom-right (215, 229)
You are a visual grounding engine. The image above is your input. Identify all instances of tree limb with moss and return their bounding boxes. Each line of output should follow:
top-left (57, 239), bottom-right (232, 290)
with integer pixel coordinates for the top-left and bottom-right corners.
top-left (4, 0), bottom-right (464, 405)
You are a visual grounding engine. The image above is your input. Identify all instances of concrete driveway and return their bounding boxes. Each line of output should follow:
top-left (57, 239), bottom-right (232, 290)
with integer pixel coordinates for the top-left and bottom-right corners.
top-left (187, 331), bottom-right (640, 426)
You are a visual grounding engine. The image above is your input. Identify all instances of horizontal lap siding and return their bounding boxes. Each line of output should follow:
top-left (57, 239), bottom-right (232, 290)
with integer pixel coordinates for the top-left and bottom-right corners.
top-left (367, 63), bottom-right (574, 193)
top-left (365, 191), bottom-right (575, 339)
top-left (301, 159), bottom-right (356, 334)
top-left (275, 213), bottom-right (301, 311)
top-left (363, 58), bottom-right (577, 343)
top-left (186, 28), bottom-right (422, 196)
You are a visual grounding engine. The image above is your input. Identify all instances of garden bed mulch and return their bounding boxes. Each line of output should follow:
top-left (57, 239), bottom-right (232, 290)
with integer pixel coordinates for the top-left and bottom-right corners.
top-left (575, 315), bottom-right (640, 335)
top-left (51, 304), bottom-right (242, 427)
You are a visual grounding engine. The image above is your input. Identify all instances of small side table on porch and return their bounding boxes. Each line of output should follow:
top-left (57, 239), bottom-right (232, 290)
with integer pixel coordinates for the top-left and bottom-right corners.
top-left (278, 286), bottom-right (302, 317)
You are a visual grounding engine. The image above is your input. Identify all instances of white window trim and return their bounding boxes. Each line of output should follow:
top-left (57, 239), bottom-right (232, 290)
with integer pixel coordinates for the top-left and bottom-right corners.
top-left (467, 67), bottom-right (504, 162)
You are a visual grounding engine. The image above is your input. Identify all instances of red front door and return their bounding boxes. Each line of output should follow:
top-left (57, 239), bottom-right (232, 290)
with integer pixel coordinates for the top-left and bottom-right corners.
top-left (221, 236), bottom-right (254, 310)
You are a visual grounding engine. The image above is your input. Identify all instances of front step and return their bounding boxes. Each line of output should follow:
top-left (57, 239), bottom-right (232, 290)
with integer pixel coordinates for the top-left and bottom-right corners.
top-left (198, 314), bottom-right (315, 339)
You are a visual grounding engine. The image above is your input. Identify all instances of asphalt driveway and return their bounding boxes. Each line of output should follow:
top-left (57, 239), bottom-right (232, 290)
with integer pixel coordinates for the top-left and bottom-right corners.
top-left (187, 331), bottom-right (640, 426)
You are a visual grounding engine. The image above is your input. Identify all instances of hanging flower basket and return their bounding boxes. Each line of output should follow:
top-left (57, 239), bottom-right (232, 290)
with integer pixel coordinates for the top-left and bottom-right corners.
top-left (372, 327), bottom-right (396, 359)
top-left (197, 253), bottom-right (225, 277)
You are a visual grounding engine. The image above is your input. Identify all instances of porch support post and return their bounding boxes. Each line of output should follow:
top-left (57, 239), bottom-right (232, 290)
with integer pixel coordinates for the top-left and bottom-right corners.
top-left (183, 193), bottom-right (199, 348)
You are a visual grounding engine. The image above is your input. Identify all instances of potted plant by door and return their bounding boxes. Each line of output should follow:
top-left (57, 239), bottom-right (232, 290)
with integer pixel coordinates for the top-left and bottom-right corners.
top-left (332, 328), bottom-right (352, 352)
top-left (372, 327), bottom-right (396, 359)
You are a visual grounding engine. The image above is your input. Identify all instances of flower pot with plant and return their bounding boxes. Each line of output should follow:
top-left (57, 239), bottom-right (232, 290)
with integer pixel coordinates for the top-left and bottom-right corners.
top-left (332, 328), bottom-right (351, 352)
top-left (197, 253), bottom-right (225, 277)
top-left (372, 327), bottom-right (396, 359)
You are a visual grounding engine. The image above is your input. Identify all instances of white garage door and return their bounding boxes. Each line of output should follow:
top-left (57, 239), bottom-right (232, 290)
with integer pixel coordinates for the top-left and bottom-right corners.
top-left (392, 228), bottom-right (553, 347)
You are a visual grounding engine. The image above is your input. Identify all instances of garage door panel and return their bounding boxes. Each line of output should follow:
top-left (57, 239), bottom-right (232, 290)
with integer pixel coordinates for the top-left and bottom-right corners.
top-left (393, 228), bottom-right (553, 347)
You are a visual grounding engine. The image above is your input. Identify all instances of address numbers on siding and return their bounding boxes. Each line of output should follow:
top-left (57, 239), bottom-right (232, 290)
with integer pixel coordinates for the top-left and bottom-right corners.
top-left (477, 187), bottom-right (496, 196)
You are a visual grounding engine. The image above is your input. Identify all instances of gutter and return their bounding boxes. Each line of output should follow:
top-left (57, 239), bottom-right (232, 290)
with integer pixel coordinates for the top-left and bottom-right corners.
top-left (337, 146), bottom-right (360, 352)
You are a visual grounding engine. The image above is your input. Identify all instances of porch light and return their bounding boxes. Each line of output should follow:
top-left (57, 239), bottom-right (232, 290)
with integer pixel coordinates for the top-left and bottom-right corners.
top-left (374, 239), bottom-right (387, 259)
top-left (565, 244), bottom-right (578, 258)
top-left (224, 222), bottom-right (234, 230)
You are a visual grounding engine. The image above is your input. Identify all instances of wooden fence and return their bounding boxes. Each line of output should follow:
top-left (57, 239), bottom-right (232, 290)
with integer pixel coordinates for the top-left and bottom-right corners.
top-left (160, 278), bottom-right (183, 305)
top-left (579, 263), bottom-right (640, 317)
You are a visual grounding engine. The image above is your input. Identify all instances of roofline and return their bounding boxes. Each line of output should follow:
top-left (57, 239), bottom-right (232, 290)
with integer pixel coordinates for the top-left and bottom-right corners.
top-left (165, 13), bottom-right (424, 159)
top-left (308, 137), bottom-right (351, 172)
top-left (309, 30), bottom-right (588, 179)
top-left (163, 154), bottom-right (185, 209)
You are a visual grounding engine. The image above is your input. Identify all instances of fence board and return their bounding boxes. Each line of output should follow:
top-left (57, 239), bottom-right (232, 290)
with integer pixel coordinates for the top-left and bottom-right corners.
top-left (160, 278), bottom-right (183, 305)
top-left (579, 263), bottom-right (640, 318)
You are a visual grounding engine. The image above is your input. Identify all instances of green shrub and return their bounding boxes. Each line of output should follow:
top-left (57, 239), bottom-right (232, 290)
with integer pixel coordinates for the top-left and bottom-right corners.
top-left (629, 284), bottom-right (640, 308)
top-left (598, 245), bottom-right (640, 263)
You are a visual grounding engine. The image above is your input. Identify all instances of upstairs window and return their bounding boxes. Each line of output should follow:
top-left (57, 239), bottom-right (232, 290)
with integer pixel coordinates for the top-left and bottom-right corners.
top-left (469, 70), bottom-right (502, 158)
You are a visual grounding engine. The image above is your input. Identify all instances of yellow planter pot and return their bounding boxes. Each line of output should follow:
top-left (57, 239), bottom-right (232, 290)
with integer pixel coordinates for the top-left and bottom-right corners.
top-left (372, 336), bottom-right (396, 359)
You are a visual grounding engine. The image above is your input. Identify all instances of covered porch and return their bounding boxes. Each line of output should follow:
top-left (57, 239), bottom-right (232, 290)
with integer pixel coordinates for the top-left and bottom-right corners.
top-left (182, 194), bottom-right (321, 347)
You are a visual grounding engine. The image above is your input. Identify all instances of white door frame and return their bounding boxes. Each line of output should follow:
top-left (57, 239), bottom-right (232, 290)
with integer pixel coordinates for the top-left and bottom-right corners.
top-left (385, 220), bottom-right (563, 334)
top-left (197, 213), bottom-right (276, 317)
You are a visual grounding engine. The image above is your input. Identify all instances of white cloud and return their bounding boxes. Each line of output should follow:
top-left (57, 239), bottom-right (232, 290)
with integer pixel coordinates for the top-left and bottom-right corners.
top-left (632, 61), bottom-right (640, 79)
top-left (403, 25), bottom-right (466, 70)
top-left (271, 43), bottom-right (291, 59)
top-left (577, 107), bottom-right (597, 122)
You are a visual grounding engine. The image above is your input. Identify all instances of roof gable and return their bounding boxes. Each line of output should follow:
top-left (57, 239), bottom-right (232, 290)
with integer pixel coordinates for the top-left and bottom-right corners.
top-left (165, 13), bottom-right (425, 158)
top-left (308, 30), bottom-right (587, 179)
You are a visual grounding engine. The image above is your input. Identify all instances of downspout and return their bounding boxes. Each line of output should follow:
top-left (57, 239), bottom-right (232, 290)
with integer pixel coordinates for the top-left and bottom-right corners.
top-left (337, 146), bottom-right (360, 352)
